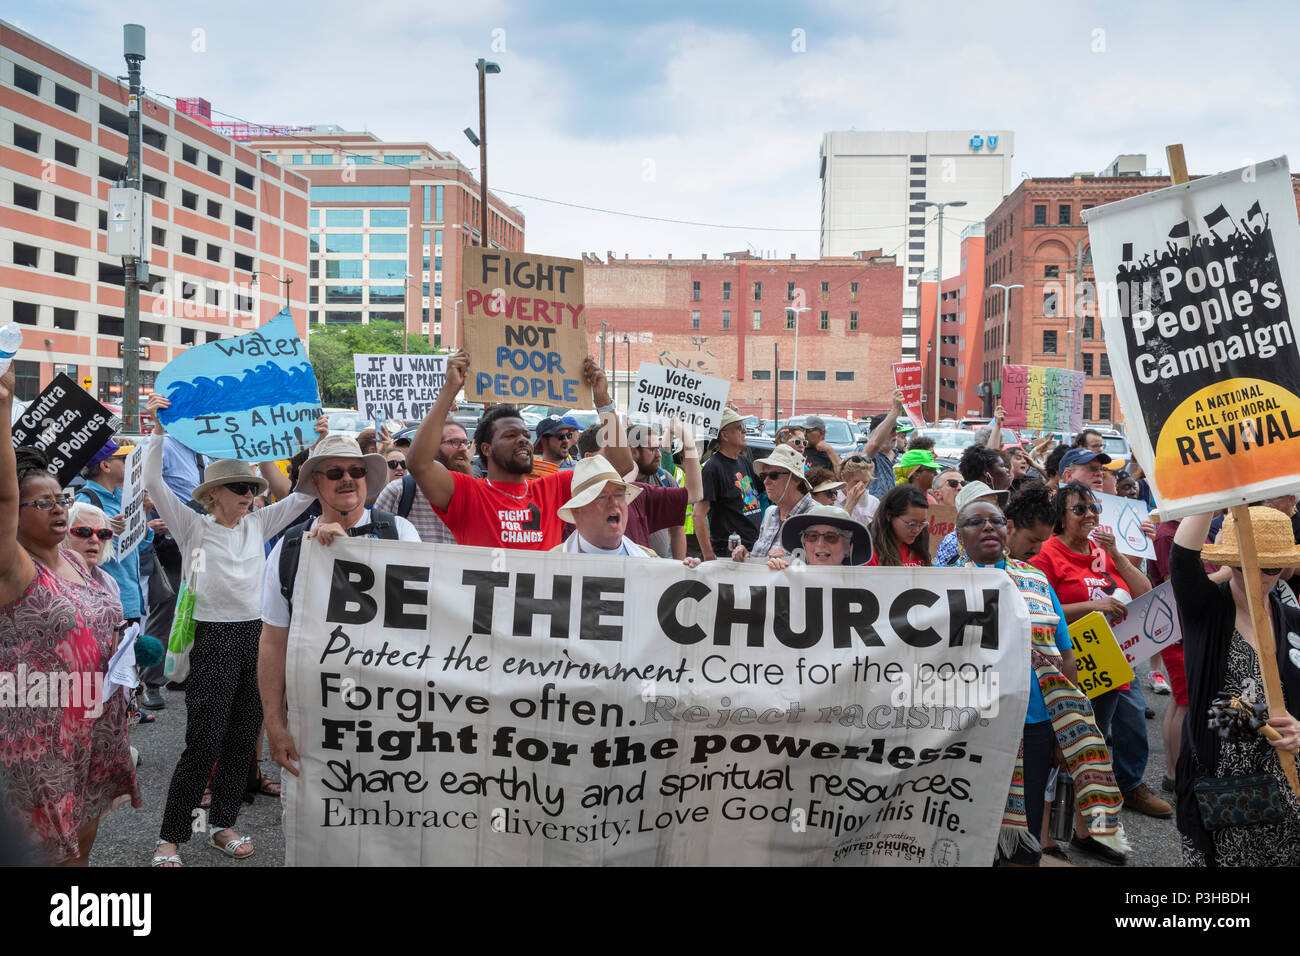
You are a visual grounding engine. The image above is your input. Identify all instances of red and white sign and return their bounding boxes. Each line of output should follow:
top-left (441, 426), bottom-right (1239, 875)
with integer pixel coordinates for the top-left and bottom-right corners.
top-left (892, 362), bottom-right (925, 427)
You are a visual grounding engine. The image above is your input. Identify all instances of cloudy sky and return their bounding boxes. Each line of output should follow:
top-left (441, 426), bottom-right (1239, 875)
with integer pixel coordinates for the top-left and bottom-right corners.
top-left (12, 0), bottom-right (1300, 258)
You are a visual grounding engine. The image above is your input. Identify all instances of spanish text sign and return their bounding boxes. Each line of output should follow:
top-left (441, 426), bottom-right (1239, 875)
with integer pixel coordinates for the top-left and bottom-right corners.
top-left (284, 539), bottom-right (1031, 867)
top-left (1001, 365), bottom-right (1085, 433)
top-left (10, 374), bottom-right (120, 486)
top-left (461, 248), bottom-right (591, 408)
top-left (352, 354), bottom-right (448, 422)
top-left (154, 310), bottom-right (322, 462)
top-left (632, 363), bottom-right (730, 438)
top-left (1084, 157), bottom-right (1300, 519)
top-left (1067, 612), bottom-right (1136, 699)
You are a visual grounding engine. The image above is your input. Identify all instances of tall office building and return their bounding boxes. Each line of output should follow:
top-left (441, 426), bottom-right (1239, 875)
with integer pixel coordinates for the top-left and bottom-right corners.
top-left (819, 130), bottom-right (1014, 359)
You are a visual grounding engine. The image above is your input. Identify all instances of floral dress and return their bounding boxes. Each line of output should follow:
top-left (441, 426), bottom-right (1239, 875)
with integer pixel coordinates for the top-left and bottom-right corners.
top-left (1181, 630), bottom-right (1300, 866)
top-left (0, 552), bottom-right (141, 862)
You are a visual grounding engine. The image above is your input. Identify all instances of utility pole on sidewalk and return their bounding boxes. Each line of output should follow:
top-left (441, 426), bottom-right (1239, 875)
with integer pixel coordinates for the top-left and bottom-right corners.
top-left (121, 24), bottom-right (147, 433)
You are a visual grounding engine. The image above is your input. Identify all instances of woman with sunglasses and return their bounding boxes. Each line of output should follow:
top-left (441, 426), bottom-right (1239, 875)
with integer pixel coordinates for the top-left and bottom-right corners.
top-left (385, 449), bottom-right (408, 478)
top-left (733, 445), bottom-right (812, 561)
top-left (0, 367), bottom-right (141, 865)
top-left (866, 484), bottom-right (931, 567)
top-left (64, 503), bottom-right (122, 605)
top-left (143, 393), bottom-right (316, 867)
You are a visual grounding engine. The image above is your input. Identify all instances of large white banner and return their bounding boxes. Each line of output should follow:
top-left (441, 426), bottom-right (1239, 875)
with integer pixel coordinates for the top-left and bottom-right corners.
top-left (284, 539), bottom-right (1030, 866)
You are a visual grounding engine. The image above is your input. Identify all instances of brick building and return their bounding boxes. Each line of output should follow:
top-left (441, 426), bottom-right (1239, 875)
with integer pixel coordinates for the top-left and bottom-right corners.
top-left (1, 21), bottom-right (309, 404)
top-left (915, 222), bottom-right (985, 420)
top-left (245, 130), bottom-right (524, 348)
top-left (583, 250), bottom-right (904, 419)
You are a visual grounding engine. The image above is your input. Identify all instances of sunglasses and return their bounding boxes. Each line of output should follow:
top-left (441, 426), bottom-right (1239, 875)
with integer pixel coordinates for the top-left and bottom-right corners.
top-left (386, 459), bottom-right (407, 470)
top-left (321, 465), bottom-right (368, 481)
top-left (801, 530), bottom-right (848, 543)
top-left (761, 471), bottom-right (791, 483)
top-left (21, 495), bottom-right (75, 511)
top-left (1262, 568), bottom-right (1283, 576)
top-left (1070, 502), bottom-right (1102, 516)
top-left (788, 439), bottom-right (808, 447)
top-left (842, 456), bottom-right (871, 467)
top-left (70, 526), bottom-right (114, 540)
top-left (221, 481), bottom-right (259, 496)
top-left (943, 479), bottom-right (965, 489)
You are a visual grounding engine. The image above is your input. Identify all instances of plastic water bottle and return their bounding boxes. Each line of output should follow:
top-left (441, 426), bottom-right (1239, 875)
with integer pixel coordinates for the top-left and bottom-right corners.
top-left (0, 323), bottom-right (21, 377)
top-left (728, 533), bottom-right (742, 554)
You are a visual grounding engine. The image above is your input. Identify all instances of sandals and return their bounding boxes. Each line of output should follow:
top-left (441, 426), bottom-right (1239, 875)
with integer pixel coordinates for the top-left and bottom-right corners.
top-left (208, 829), bottom-right (254, 859)
top-left (248, 772), bottom-right (281, 798)
top-left (151, 839), bottom-right (182, 868)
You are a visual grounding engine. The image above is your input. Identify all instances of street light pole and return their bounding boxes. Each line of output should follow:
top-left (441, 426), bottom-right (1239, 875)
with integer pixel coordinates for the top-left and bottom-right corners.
top-left (122, 24), bottom-right (146, 434)
top-left (918, 199), bottom-right (967, 423)
top-left (451, 298), bottom-right (462, 351)
top-left (402, 273), bottom-right (414, 353)
top-left (475, 59), bottom-right (500, 248)
top-left (989, 282), bottom-right (1024, 397)
top-left (785, 305), bottom-right (811, 418)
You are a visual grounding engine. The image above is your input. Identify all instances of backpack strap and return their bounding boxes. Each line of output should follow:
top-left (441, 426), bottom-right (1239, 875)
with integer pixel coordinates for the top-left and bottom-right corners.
top-left (77, 487), bottom-right (103, 510)
top-left (397, 474), bottom-right (418, 519)
top-left (278, 509), bottom-right (402, 613)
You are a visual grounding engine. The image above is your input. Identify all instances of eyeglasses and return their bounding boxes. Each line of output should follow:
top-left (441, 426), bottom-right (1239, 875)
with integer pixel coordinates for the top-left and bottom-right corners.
top-left (1262, 568), bottom-right (1283, 576)
top-left (70, 526), bottom-right (114, 540)
top-left (943, 479), bottom-right (965, 489)
top-left (386, 459), bottom-right (407, 470)
top-left (788, 439), bottom-right (808, 447)
top-left (842, 456), bottom-right (872, 468)
top-left (21, 495), bottom-right (75, 511)
top-left (222, 482), bottom-right (258, 496)
top-left (440, 437), bottom-right (469, 448)
top-left (320, 465), bottom-right (368, 481)
top-left (802, 530), bottom-right (848, 543)
top-left (594, 491), bottom-right (628, 504)
top-left (1069, 502), bottom-right (1102, 517)
top-left (897, 519), bottom-right (928, 532)
top-left (960, 515), bottom-right (1008, 530)
top-left (761, 471), bottom-right (790, 484)
top-left (551, 432), bottom-right (577, 442)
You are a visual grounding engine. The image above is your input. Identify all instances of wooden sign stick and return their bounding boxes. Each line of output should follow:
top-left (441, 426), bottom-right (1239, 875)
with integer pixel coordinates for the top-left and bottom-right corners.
top-left (1166, 142), bottom-right (1300, 797)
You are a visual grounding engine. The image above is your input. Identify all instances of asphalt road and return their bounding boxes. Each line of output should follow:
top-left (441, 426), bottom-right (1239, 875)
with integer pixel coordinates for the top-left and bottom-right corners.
top-left (89, 665), bottom-right (1183, 868)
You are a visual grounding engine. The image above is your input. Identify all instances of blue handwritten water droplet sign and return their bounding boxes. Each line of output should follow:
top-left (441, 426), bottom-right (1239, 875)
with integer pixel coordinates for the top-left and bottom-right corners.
top-left (154, 311), bottom-right (322, 462)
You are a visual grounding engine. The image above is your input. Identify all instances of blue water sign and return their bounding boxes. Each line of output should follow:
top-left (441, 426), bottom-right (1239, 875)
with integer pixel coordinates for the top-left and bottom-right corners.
top-left (154, 310), bottom-right (322, 461)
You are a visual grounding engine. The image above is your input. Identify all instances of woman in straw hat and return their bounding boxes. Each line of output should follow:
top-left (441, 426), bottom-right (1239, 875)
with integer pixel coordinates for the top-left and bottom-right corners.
top-left (143, 393), bottom-right (316, 867)
top-left (764, 504), bottom-right (872, 569)
top-left (1171, 508), bottom-right (1300, 867)
top-left (732, 444), bottom-right (813, 562)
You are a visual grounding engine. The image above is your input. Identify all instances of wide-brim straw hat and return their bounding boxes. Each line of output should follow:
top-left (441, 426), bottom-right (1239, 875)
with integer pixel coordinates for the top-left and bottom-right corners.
top-left (780, 504), bottom-right (872, 565)
top-left (558, 455), bottom-right (643, 523)
top-left (292, 433), bottom-right (388, 504)
top-left (1201, 506), bottom-right (1300, 568)
top-left (192, 459), bottom-right (268, 505)
top-left (755, 443), bottom-right (810, 489)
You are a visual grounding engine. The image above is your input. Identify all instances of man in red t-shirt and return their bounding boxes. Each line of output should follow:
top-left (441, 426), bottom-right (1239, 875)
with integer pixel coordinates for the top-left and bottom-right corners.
top-left (408, 349), bottom-right (631, 550)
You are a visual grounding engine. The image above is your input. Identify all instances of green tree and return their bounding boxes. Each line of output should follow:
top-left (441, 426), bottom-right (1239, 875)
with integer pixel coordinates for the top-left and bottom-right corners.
top-left (307, 321), bottom-right (441, 407)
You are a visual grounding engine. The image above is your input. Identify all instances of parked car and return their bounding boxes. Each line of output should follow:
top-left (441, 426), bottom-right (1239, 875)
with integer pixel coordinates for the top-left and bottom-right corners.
top-left (744, 415), bottom-right (863, 462)
top-left (926, 428), bottom-right (980, 464)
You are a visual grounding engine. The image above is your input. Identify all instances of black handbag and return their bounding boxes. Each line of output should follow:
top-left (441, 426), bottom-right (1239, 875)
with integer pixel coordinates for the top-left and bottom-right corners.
top-left (1192, 773), bottom-right (1287, 830)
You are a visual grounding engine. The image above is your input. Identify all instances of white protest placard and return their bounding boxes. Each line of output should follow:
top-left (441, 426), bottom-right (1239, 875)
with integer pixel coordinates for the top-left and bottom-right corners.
top-left (1091, 491), bottom-right (1156, 561)
top-left (630, 363), bottom-right (730, 438)
top-left (115, 444), bottom-right (148, 557)
top-left (353, 354), bottom-right (448, 423)
top-left (1110, 582), bottom-right (1182, 667)
top-left (284, 537), bottom-right (1031, 867)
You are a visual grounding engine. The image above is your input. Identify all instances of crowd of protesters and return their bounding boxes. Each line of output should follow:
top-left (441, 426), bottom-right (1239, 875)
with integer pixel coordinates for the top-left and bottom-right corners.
top-left (2, 352), bottom-right (1300, 869)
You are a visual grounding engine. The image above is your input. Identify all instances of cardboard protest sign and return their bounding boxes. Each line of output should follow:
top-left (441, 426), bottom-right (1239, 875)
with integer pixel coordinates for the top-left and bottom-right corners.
top-left (115, 444), bottom-right (148, 557)
top-left (353, 354), bottom-right (448, 423)
top-left (1067, 612), bottom-right (1136, 699)
top-left (1091, 491), bottom-right (1156, 561)
top-left (928, 503), bottom-right (958, 561)
top-left (154, 310), bottom-right (322, 462)
top-left (10, 374), bottom-right (120, 485)
top-left (1110, 582), bottom-right (1182, 667)
top-left (1001, 365), bottom-right (1085, 433)
top-left (284, 539), bottom-right (1031, 867)
top-left (1084, 157), bottom-right (1300, 519)
top-left (461, 248), bottom-right (590, 408)
top-left (892, 362), bottom-right (926, 427)
top-left (631, 363), bottom-right (730, 438)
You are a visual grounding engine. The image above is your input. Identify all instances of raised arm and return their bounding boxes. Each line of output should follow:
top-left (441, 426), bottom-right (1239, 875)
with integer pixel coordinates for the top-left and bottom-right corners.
top-left (672, 419), bottom-right (703, 505)
top-left (408, 349), bottom-right (466, 511)
top-left (864, 389), bottom-right (904, 457)
top-left (984, 407), bottom-right (1006, 450)
top-left (142, 395), bottom-right (200, 547)
top-left (586, 357), bottom-right (633, 476)
top-left (1173, 511), bottom-right (1214, 552)
top-left (0, 366), bottom-right (35, 606)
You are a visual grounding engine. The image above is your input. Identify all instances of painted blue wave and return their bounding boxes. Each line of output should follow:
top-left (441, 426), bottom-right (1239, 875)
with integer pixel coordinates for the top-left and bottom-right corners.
top-left (159, 361), bottom-right (320, 423)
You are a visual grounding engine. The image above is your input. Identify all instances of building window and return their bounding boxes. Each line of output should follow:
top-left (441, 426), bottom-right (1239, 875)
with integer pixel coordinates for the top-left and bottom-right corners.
top-left (1099, 394), bottom-right (1112, 420)
top-left (206, 332), bottom-right (222, 342)
top-left (142, 176), bottom-right (165, 199)
top-left (1083, 393), bottom-right (1093, 421)
top-left (385, 155), bottom-right (418, 164)
top-left (180, 328), bottom-right (196, 345)
top-left (1083, 315), bottom-right (1094, 339)
top-left (849, 311), bottom-right (858, 331)
top-left (181, 236), bottom-right (197, 256)
top-left (1043, 330), bottom-right (1057, 354)
top-left (182, 190), bottom-right (198, 211)
top-left (235, 169), bottom-right (254, 190)
top-left (787, 281), bottom-right (796, 301)
top-left (835, 371), bottom-right (854, 382)
top-left (206, 155), bottom-right (222, 175)
top-left (692, 281), bottom-right (700, 301)
top-left (722, 281), bottom-right (731, 301)
top-left (53, 197), bottom-right (77, 222)
top-left (1033, 204), bottom-right (1047, 225)
top-left (206, 200), bottom-right (222, 219)
top-left (327, 209), bottom-right (363, 227)
top-left (206, 243), bottom-right (221, 263)
top-left (435, 186), bottom-right (443, 221)
top-left (181, 281), bottom-right (198, 301)
top-left (1082, 353), bottom-right (1094, 377)
top-left (234, 252), bottom-right (253, 272)
top-left (423, 186), bottom-right (432, 222)
top-left (752, 310), bottom-right (762, 330)
top-left (206, 287), bottom-right (221, 307)
top-left (291, 154), bottom-right (304, 165)
top-left (53, 252), bottom-right (76, 276)
top-left (721, 310), bottom-right (730, 329)
top-left (13, 361), bottom-right (40, 402)
top-left (807, 370), bottom-right (827, 381)
top-left (311, 185), bottom-right (410, 203)
top-left (310, 210), bottom-right (321, 228)
top-left (13, 302), bottom-right (39, 326)
top-left (13, 64), bottom-right (41, 95)
top-left (690, 310), bottom-right (700, 330)
top-left (820, 281), bottom-right (829, 294)
top-left (1058, 204), bottom-right (1071, 225)
top-left (370, 209), bottom-right (407, 227)
top-left (370, 234), bottom-right (407, 253)
top-left (751, 370), bottom-right (771, 381)
top-left (786, 311), bottom-right (796, 330)
top-left (234, 210), bottom-right (254, 232)
top-left (819, 311), bottom-right (829, 330)
top-left (14, 184), bottom-right (39, 211)
top-left (779, 370), bottom-right (796, 381)
top-left (99, 104), bottom-right (128, 135)
top-left (1044, 265), bottom-right (1059, 278)
top-left (1100, 354), bottom-right (1111, 377)
top-left (309, 261), bottom-right (319, 279)
top-left (910, 154), bottom-right (926, 162)
top-left (54, 140), bottom-right (78, 166)
top-left (12, 243), bottom-right (39, 268)
top-left (1043, 291), bottom-right (1058, 316)
top-left (311, 154), bottom-right (331, 165)
top-left (97, 314), bottom-right (124, 336)
top-left (53, 308), bottom-right (76, 330)
top-left (753, 281), bottom-right (762, 301)
top-left (13, 124), bottom-right (40, 154)
top-left (141, 126), bottom-right (166, 151)
top-left (324, 234), bottom-right (364, 254)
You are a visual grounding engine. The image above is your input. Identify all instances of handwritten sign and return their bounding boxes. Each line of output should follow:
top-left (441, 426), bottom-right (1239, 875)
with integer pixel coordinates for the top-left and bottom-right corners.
top-left (154, 310), bottom-right (322, 462)
top-left (1110, 582), bottom-right (1182, 667)
top-left (892, 362), bottom-right (926, 427)
top-left (1067, 611), bottom-right (1136, 699)
top-left (928, 503), bottom-right (958, 561)
top-left (631, 363), bottom-right (729, 438)
top-left (10, 374), bottom-right (120, 485)
top-left (1090, 491), bottom-right (1156, 561)
top-left (1002, 365), bottom-right (1085, 433)
top-left (352, 354), bottom-right (447, 422)
top-left (462, 248), bottom-right (590, 407)
top-left (116, 444), bottom-right (148, 556)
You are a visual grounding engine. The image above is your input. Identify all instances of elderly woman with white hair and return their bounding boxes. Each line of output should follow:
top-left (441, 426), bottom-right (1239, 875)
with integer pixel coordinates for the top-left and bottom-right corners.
top-left (64, 501), bottom-right (122, 608)
top-left (142, 393), bottom-right (314, 867)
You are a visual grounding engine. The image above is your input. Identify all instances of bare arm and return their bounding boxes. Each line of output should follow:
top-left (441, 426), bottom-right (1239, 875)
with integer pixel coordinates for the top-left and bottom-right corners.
top-left (0, 366), bottom-right (35, 606)
top-left (820, 442), bottom-right (842, 473)
top-left (984, 407), bottom-right (1006, 450)
top-left (586, 357), bottom-right (633, 476)
top-left (670, 525), bottom-right (686, 561)
top-left (258, 622), bottom-right (299, 776)
top-left (1173, 511), bottom-right (1214, 551)
top-left (408, 349), bottom-right (467, 511)
top-left (693, 499), bottom-right (716, 561)
top-left (863, 389), bottom-right (904, 457)
top-left (675, 421), bottom-right (703, 505)
top-left (259, 462), bottom-right (291, 500)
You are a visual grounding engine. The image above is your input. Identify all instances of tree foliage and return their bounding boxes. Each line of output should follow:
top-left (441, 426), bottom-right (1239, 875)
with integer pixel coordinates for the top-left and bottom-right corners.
top-left (307, 321), bottom-right (440, 407)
